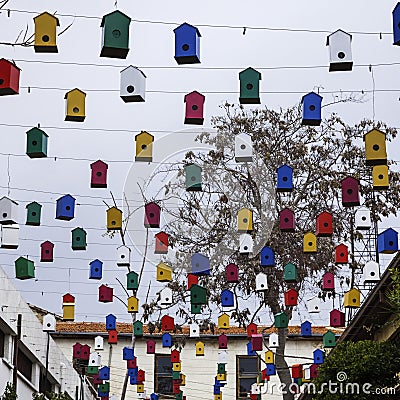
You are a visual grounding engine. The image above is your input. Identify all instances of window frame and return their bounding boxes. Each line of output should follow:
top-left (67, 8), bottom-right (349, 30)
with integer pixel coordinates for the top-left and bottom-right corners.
top-left (17, 348), bottom-right (33, 382)
top-left (236, 355), bottom-right (261, 399)
top-left (154, 353), bottom-right (173, 396)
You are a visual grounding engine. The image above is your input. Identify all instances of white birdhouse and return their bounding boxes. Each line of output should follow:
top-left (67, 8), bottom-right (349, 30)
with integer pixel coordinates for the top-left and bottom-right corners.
top-left (1, 224), bottom-right (19, 249)
top-left (269, 333), bottom-right (279, 348)
top-left (190, 323), bottom-right (200, 338)
top-left (0, 196), bottom-right (18, 225)
top-left (218, 350), bottom-right (228, 364)
top-left (42, 313), bottom-right (56, 332)
top-left (362, 260), bottom-right (380, 283)
top-left (117, 245), bottom-right (131, 267)
top-left (239, 233), bottom-right (253, 254)
top-left (89, 352), bottom-right (101, 367)
top-left (138, 393), bottom-right (147, 400)
top-left (304, 367), bottom-right (311, 380)
top-left (255, 272), bottom-right (268, 292)
top-left (355, 207), bottom-right (371, 230)
top-left (307, 297), bottom-right (321, 313)
top-left (251, 383), bottom-right (261, 394)
top-left (120, 66), bottom-right (146, 103)
top-left (94, 336), bottom-right (104, 351)
top-left (235, 132), bottom-right (253, 162)
top-left (326, 29), bottom-right (353, 72)
top-left (160, 287), bottom-right (173, 305)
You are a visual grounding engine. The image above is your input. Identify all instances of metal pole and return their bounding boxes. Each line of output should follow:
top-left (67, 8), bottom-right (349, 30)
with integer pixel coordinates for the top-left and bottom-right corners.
top-left (12, 314), bottom-right (22, 390)
top-left (44, 331), bottom-right (50, 394)
top-left (350, 211), bottom-right (356, 289)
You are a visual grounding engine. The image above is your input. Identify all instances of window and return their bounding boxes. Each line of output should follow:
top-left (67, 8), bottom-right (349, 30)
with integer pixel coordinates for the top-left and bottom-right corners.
top-left (155, 354), bottom-right (173, 395)
top-left (0, 329), bottom-right (4, 357)
top-left (17, 349), bottom-right (32, 381)
top-left (237, 355), bottom-right (260, 398)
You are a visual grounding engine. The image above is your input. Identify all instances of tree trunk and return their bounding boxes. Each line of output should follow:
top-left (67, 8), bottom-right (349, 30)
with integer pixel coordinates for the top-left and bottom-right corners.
top-left (275, 328), bottom-right (294, 400)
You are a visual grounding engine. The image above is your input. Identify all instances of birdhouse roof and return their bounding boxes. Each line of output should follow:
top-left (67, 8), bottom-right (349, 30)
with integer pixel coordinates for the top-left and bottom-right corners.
top-left (63, 293), bottom-right (75, 303)
top-left (34, 12), bottom-right (60, 26)
top-left (184, 91), bottom-right (205, 102)
top-left (239, 67), bottom-right (262, 80)
top-left (107, 206), bottom-right (122, 214)
top-left (173, 22), bottom-right (201, 37)
top-left (64, 88), bottom-right (86, 99)
top-left (380, 227), bottom-right (397, 235)
top-left (341, 175), bottom-right (358, 184)
top-left (301, 91), bottom-right (322, 102)
top-left (120, 65), bottom-right (147, 78)
top-left (145, 201), bottom-right (161, 210)
top-left (41, 240), bottom-right (54, 248)
top-left (58, 194), bottom-right (75, 202)
top-left (363, 128), bottom-right (386, 141)
top-left (277, 164), bottom-right (292, 173)
top-left (26, 127), bottom-right (48, 137)
top-left (0, 196), bottom-right (18, 206)
top-left (0, 58), bottom-right (21, 71)
top-left (26, 201), bottom-right (41, 208)
top-left (72, 227), bottom-right (86, 233)
top-left (90, 259), bottom-right (102, 265)
top-left (326, 29), bottom-right (352, 45)
top-left (91, 160), bottom-right (108, 169)
top-left (100, 10), bottom-right (131, 27)
top-left (135, 130), bottom-right (154, 140)
top-left (155, 231), bottom-right (168, 239)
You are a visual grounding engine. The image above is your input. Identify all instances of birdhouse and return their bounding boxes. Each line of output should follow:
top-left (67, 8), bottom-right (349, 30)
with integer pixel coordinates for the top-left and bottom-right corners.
top-left (150, 394), bottom-right (159, 400)
top-left (225, 263), bottom-right (239, 283)
top-left (108, 330), bottom-right (118, 344)
top-left (26, 127), bottom-right (48, 158)
top-left (190, 323), bottom-right (199, 338)
top-left (239, 233), bottom-right (253, 254)
top-left (264, 350), bottom-right (274, 364)
top-left (135, 131), bottom-right (154, 162)
top-left (120, 66), bottom-right (146, 103)
top-left (89, 259), bottom-right (103, 279)
top-left (255, 272), bottom-right (268, 292)
top-left (283, 263), bottom-right (297, 282)
top-left (100, 10), bottom-right (131, 59)
top-left (355, 207), bottom-right (371, 230)
top-left (284, 289), bottom-right (298, 307)
top-left (274, 312), bottom-right (288, 328)
top-left (94, 336), bottom-right (104, 350)
top-left (34, 12), bottom-right (59, 53)
top-left (99, 366), bottom-right (110, 381)
top-left (218, 313), bottom-right (230, 329)
top-left (173, 362), bottom-right (181, 372)
top-left (218, 350), bottom-right (228, 364)
top-left (42, 314), bottom-right (56, 332)
top-left (62, 293), bottom-right (75, 321)
top-left (56, 194), bottom-right (75, 221)
top-left (0, 197), bottom-right (18, 225)
top-left (303, 232), bottom-right (317, 253)
top-left (335, 243), bottom-right (348, 264)
top-left (322, 272), bottom-right (335, 291)
top-left (341, 177), bottom-right (360, 207)
top-left (219, 334), bottom-right (228, 349)
top-left (160, 287), bottom-right (173, 305)
top-left (301, 321), bottom-right (312, 337)
top-left (174, 23), bottom-right (201, 64)
top-left (191, 253), bottom-right (210, 276)
top-left (221, 289), bottom-right (234, 307)
top-left (169, 349), bottom-right (180, 364)
top-left (127, 296), bottom-right (139, 313)
top-left (93, 374), bottom-right (103, 385)
top-left (187, 273), bottom-right (199, 289)
top-left (323, 331), bottom-right (336, 348)
top-left (99, 285), bottom-right (113, 303)
top-left (15, 257), bottom-right (35, 280)
top-left (269, 333), bottom-right (279, 348)
top-left (247, 341), bottom-right (256, 356)
top-left (133, 320), bottom-right (143, 337)
top-left (154, 231), bottom-right (169, 254)
top-left (184, 163), bottom-right (202, 192)
top-left (313, 349), bottom-right (324, 365)
top-left (72, 343), bottom-right (83, 359)
top-left (26, 202), bottom-right (42, 226)
top-left (137, 384), bottom-right (145, 393)
top-left (157, 262), bottom-right (172, 282)
top-left (107, 206), bottom-right (122, 230)
top-left (90, 160), bottom-right (108, 188)
top-left (235, 133), bottom-right (253, 162)
top-left (377, 228), bottom-right (398, 253)
top-left (162, 333), bottom-right (173, 347)
top-left (307, 297), bottom-right (320, 313)
top-left (162, 315), bottom-right (175, 331)
top-left (292, 364), bottom-right (303, 379)
top-left (393, 3), bottom-right (400, 45)
top-left (89, 352), bottom-right (101, 367)
top-left (362, 260), bottom-right (380, 283)
top-left (247, 323), bottom-right (258, 338)
top-left (0, 59), bottom-right (20, 96)
top-left (330, 309), bottom-right (345, 327)
top-left (80, 345), bottom-right (90, 360)
top-left (239, 67), bottom-right (261, 104)
top-left (126, 271), bottom-right (138, 290)
top-left (144, 202), bottom-right (161, 228)
top-left (251, 383), bottom-right (260, 395)
top-left (98, 382), bottom-right (110, 394)
top-left (279, 208), bottom-right (295, 232)
top-left (184, 91), bottom-right (205, 125)
top-left (65, 89), bottom-right (86, 122)
top-left (71, 227), bottom-right (87, 250)
top-left (115, 245), bottom-right (130, 267)
top-left (251, 334), bottom-right (263, 351)
top-left (260, 246), bottom-right (275, 267)
top-left (316, 211), bottom-right (333, 237)
top-left (344, 288), bottom-right (361, 308)
top-left (123, 346), bottom-right (135, 360)
top-left (127, 358), bottom-right (137, 369)
top-left (326, 29), bottom-right (353, 71)
top-left (105, 314), bottom-right (117, 331)
top-left (237, 208), bottom-right (253, 233)
top-left (276, 164), bottom-right (293, 192)
top-left (190, 284), bottom-right (207, 305)
top-left (373, 165), bottom-right (389, 190)
top-left (1, 224), bottom-right (19, 249)
top-left (137, 369), bottom-right (145, 382)
top-left (87, 366), bottom-right (98, 376)
top-left (301, 92), bottom-right (322, 126)
top-left (266, 364), bottom-right (276, 376)
top-left (364, 129), bottom-right (387, 166)
top-left (128, 367), bottom-right (138, 378)
top-left (40, 241), bottom-right (54, 262)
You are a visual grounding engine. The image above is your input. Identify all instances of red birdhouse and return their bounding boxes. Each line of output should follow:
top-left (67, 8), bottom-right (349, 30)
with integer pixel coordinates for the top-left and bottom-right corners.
top-left (261, 369), bottom-right (271, 381)
top-left (0, 58), bottom-right (21, 96)
top-left (155, 231), bottom-right (169, 254)
top-left (40, 241), bottom-right (54, 262)
top-left (144, 202), bottom-right (161, 228)
top-left (310, 364), bottom-right (319, 379)
top-left (335, 243), bottom-right (348, 264)
top-left (279, 208), bottom-right (295, 232)
top-left (63, 293), bottom-right (75, 304)
top-left (341, 176), bottom-right (360, 207)
top-left (316, 211), bottom-right (333, 237)
top-left (72, 342), bottom-right (82, 359)
top-left (225, 263), bottom-right (239, 283)
top-left (330, 309), bottom-right (345, 327)
top-left (99, 285), bottom-right (113, 303)
top-left (147, 340), bottom-right (156, 354)
top-left (218, 334), bottom-right (228, 349)
top-left (171, 349), bottom-right (180, 363)
top-left (292, 364), bottom-right (303, 379)
top-left (284, 289), bottom-right (298, 306)
top-left (108, 329), bottom-right (118, 344)
top-left (90, 160), bottom-right (108, 188)
top-left (184, 91), bottom-right (205, 125)
top-left (187, 273), bottom-right (198, 290)
top-left (80, 344), bottom-right (90, 360)
top-left (137, 369), bottom-right (145, 382)
top-left (127, 357), bottom-right (137, 369)
top-left (93, 374), bottom-right (103, 385)
top-left (161, 315), bottom-right (174, 331)
top-left (247, 323), bottom-right (258, 338)
top-left (173, 383), bottom-right (181, 394)
top-left (322, 272), bottom-right (335, 291)
top-left (251, 334), bottom-right (263, 351)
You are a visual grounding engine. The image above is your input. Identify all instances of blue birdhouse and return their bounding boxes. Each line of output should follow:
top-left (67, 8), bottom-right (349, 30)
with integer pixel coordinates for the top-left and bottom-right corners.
top-left (393, 3), bottom-right (400, 45)
top-left (213, 385), bottom-right (221, 395)
top-left (377, 228), bottom-right (398, 254)
top-left (56, 194), bottom-right (75, 221)
top-left (247, 341), bottom-right (256, 356)
top-left (191, 253), bottom-right (210, 276)
top-left (150, 394), bottom-right (159, 400)
top-left (260, 246), bottom-right (275, 267)
top-left (301, 92), bottom-right (322, 126)
top-left (313, 349), bottom-right (325, 365)
top-left (130, 375), bottom-right (138, 384)
top-left (98, 366), bottom-right (110, 380)
top-left (123, 346), bottom-right (135, 360)
top-left (98, 390), bottom-right (109, 397)
top-left (174, 23), bottom-right (201, 64)
top-left (221, 289), bottom-right (234, 307)
top-left (266, 364), bottom-right (276, 376)
top-left (162, 332), bottom-right (172, 347)
top-left (276, 165), bottom-right (293, 192)
top-left (128, 367), bottom-right (138, 378)
top-left (105, 314), bottom-right (116, 331)
top-left (89, 259), bottom-right (103, 279)
top-left (301, 321), bottom-right (312, 337)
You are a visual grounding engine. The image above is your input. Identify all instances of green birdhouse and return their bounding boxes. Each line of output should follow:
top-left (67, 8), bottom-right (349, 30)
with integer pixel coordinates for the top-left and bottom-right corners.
top-left (284, 263), bottom-right (298, 282)
top-left (274, 312), bottom-right (288, 328)
top-left (127, 271), bottom-right (139, 290)
top-left (175, 392), bottom-right (183, 400)
top-left (26, 127), bottom-right (48, 158)
top-left (98, 382), bottom-right (110, 393)
top-left (218, 363), bottom-right (226, 374)
top-left (239, 67), bottom-right (261, 104)
top-left (87, 366), bottom-right (98, 375)
top-left (72, 227), bottom-right (87, 250)
top-left (100, 10), bottom-right (131, 59)
top-left (133, 320), bottom-right (143, 337)
top-left (26, 201), bottom-right (42, 226)
top-left (191, 303), bottom-right (201, 314)
top-left (190, 284), bottom-right (207, 305)
top-left (323, 330), bottom-right (336, 348)
top-left (172, 371), bottom-right (181, 380)
top-left (185, 163), bottom-right (202, 191)
top-left (15, 257), bottom-right (35, 280)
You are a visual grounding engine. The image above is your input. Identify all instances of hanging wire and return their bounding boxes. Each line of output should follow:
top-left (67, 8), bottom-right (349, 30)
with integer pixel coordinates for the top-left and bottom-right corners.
top-left (7, 154), bottom-right (10, 196)
top-left (370, 64), bottom-right (376, 121)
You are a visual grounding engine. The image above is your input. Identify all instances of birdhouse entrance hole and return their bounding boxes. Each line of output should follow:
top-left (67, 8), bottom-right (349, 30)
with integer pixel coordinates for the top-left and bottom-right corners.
top-left (112, 30), bottom-right (121, 38)
top-left (32, 212), bottom-right (36, 216)
top-left (308, 241), bottom-right (312, 246)
top-left (3, 213), bottom-right (7, 218)
top-left (192, 105), bottom-right (198, 110)
top-left (373, 144), bottom-right (379, 151)
top-left (141, 144), bottom-right (147, 150)
top-left (182, 44), bottom-right (189, 51)
top-left (309, 105), bottom-right (315, 111)
top-left (127, 85), bottom-right (134, 93)
top-left (66, 206), bottom-right (70, 210)
top-left (42, 35), bottom-right (49, 42)
top-left (73, 107), bottom-right (79, 113)
top-left (246, 83), bottom-right (253, 90)
top-left (338, 52), bottom-right (345, 59)
top-left (0, 79), bottom-right (3, 85)
top-left (32, 141), bottom-right (37, 145)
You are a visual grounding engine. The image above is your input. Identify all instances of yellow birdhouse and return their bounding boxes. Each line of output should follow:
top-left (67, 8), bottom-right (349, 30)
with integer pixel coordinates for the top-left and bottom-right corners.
top-left (344, 288), bottom-right (360, 308)
top-left (65, 89), bottom-right (86, 122)
top-left (364, 129), bottom-right (387, 166)
top-left (63, 304), bottom-right (74, 321)
top-left (157, 262), bottom-right (172, 282)
top-left (196, 341), bottom-right (204, 356)
top-left (214, 394), bottom-right (222, 400)
top-left (107, 206), bottom-right (123, 230)
top-left (173, 362), bottom-right (181, 372)
top-left (34, 12), bottom-right (59, 53)
top-left (218, 313), bottom-right (230, 329)
top-left (237, 208), bottom-right (253, 233)
top-left (135, 131), bottom-right (154, 162)
top-left (180, 374), bottom-right (186, 386)
top-left (216, 373), bottom-right (226, 381)
top-left (303, 232), bottom-right (317, 253)
top-left (265, 350), bottom-right (274, 364)
top-left (136, 384), bottom-right (144, 393)
top-left (127, 296), bottom-right (139, 313)
top-left (372, 165), bottom-right (389, 190)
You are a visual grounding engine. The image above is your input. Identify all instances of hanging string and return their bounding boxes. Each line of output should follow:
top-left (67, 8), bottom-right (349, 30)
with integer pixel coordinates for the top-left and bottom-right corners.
top-left (7, 154), bottom-right (10, 196)
top-left (369, 64), bottom-right (376, 121)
